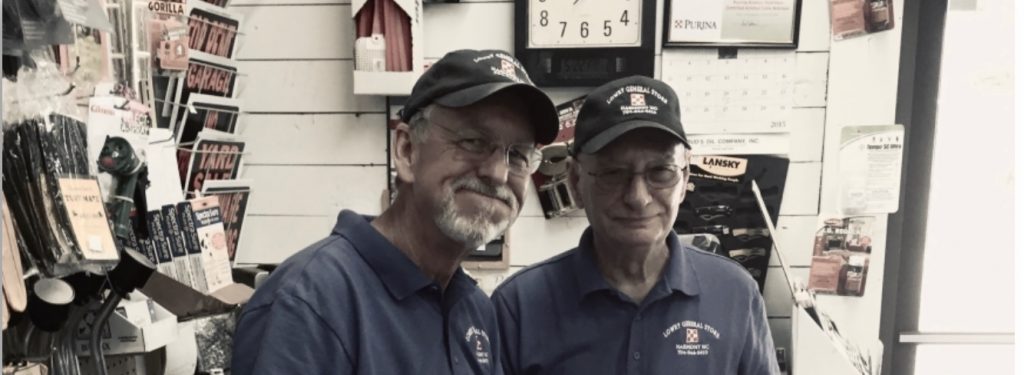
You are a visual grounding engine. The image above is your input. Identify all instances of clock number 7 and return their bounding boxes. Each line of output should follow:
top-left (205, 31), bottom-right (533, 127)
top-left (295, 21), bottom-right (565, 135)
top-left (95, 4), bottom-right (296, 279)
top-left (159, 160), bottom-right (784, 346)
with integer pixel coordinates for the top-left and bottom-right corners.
top-left (560, 21), bottom-right (567, 37)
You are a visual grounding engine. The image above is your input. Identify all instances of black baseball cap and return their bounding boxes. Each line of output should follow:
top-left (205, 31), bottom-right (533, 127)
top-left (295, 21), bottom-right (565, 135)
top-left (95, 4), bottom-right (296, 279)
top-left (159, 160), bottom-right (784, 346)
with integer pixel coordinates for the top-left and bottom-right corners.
top-left (572, 75), bottom-right (690, 155)
top-left (399, 49), bottom-right (560, 144)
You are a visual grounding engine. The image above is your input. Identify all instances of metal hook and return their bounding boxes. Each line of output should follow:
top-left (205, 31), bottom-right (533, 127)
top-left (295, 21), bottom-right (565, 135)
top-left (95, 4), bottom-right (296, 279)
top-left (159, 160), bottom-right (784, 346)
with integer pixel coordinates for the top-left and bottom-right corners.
top-left (58, 82), bottom-right (76, 96)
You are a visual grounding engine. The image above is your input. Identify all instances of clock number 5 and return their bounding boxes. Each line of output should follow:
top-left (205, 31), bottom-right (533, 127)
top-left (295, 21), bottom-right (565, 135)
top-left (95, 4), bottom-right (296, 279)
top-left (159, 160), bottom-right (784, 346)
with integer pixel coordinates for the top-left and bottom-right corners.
top-left (540, 10), bottom-right (548, 26)
top-left (604, 20), bottom-right (612, 36)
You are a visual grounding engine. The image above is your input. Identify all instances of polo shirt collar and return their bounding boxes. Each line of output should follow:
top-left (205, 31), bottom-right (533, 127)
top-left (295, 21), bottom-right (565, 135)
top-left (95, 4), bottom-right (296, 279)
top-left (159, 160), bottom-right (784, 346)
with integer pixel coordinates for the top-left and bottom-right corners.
top-left (573, 227), bottom-right (702, 302)
top-left (664, 232), bottom-right (702, 296)
top-left (332, 210), bottom-right (437, 301)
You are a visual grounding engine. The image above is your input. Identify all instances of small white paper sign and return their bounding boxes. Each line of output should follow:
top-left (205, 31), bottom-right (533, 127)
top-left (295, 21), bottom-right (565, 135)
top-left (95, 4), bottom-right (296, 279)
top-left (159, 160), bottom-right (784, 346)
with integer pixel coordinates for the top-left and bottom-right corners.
top-left (838, 125), bottom-right (904, 214)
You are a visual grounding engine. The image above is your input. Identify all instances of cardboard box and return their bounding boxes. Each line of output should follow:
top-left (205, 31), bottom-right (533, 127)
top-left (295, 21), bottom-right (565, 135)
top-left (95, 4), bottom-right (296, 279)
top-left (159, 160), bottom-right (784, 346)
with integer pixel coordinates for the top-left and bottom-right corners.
top-left (75, 297), bottom-right (178, 356)
top-left (140, 271), bottom-right (253, 322)
top-left (351, 0), bottom-right (424, 95)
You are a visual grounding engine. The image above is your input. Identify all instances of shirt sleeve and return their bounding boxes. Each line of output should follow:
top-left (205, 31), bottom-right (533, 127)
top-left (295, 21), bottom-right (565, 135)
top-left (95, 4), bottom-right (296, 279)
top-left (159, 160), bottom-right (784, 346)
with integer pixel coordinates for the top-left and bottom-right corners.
top-left (491, 291), bottom-right (522, 375)
top-left (738, 290), bottom-right (780, 375)
top-left (232, 294), bottom-right (354, 375)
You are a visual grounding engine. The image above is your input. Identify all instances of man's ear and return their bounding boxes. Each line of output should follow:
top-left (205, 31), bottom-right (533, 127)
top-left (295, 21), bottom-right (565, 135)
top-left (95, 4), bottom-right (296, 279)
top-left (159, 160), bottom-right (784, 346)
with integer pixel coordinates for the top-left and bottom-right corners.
top-left (568, 158), bottom-right (585, 209)
top-left (678, 150), bottom-right (693, 201)
top-left (678, 169), bottom-right (691, 201)
top-left (393, 123), bottom-right (418, 185)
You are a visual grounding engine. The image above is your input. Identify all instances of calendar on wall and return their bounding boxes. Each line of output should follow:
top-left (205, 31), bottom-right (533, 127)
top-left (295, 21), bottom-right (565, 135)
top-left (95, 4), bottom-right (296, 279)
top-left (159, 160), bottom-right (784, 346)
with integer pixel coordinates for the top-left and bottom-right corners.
top-left (662, 49), bottom-right (796, 135)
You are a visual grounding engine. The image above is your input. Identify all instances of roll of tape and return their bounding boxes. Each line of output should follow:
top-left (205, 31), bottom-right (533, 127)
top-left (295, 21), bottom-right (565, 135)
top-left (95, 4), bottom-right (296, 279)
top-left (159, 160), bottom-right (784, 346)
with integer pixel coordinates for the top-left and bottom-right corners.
top-left (538, 144), bottom-right (570, 177)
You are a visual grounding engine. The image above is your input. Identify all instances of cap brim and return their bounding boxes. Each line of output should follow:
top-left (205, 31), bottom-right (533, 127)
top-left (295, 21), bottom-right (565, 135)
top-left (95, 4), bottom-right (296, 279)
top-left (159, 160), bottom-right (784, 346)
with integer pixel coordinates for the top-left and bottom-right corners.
top-left (435, 82), bottom-right (560, 144)
top-left (578, 120), bottom-right (691, 154)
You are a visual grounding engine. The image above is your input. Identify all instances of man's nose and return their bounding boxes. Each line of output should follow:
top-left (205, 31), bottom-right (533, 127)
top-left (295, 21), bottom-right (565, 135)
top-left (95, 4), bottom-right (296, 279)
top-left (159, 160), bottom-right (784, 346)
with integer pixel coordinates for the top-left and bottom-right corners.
top-left (476, 146), bottom-right (511, 186)
top-left (622, 173), bottom-right (652, 210)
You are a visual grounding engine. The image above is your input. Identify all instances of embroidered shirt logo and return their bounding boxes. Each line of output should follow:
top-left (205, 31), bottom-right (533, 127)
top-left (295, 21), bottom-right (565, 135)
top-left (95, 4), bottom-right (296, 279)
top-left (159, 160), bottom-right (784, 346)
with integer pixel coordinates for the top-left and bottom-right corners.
top-left (685, 328), bottom-right (700, 344)
top-left (465, 326), bottom-right (492, 365)
top-left (663, 320), bottom-right (720, 357)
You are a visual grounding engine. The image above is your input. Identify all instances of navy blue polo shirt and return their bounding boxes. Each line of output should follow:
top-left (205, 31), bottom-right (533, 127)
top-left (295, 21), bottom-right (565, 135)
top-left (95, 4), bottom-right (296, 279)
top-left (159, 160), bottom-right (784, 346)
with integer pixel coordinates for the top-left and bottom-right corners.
top-left (232, 210), bottom-right (503, 375)
top-left (491, 228), bottom-right (778, 375)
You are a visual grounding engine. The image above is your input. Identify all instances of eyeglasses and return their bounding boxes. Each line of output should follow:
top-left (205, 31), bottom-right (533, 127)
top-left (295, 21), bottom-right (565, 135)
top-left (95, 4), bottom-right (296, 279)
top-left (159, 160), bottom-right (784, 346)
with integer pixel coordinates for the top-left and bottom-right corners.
top-left (582, 164), bottom-right (688, 191)
top-left (429, 122), bottom-right (543, 176)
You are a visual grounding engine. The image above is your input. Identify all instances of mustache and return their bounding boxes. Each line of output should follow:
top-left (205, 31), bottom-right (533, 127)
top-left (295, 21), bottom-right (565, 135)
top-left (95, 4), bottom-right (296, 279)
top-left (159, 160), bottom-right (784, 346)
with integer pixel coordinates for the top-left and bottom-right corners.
top-left (451, 176), bottom-right (519, 212)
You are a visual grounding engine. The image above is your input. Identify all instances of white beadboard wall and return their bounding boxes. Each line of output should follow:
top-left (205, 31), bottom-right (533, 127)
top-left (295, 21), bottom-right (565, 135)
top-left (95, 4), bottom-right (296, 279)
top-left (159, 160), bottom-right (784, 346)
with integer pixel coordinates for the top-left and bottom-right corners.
top-left (227, 0), bottom-right (904, 365)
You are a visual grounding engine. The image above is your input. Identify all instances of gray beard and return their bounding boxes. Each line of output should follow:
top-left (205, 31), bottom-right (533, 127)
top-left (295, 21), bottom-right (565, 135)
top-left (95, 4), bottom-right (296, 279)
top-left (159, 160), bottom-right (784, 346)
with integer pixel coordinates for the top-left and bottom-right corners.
top-left (433, 178), bottom-right (517, 249)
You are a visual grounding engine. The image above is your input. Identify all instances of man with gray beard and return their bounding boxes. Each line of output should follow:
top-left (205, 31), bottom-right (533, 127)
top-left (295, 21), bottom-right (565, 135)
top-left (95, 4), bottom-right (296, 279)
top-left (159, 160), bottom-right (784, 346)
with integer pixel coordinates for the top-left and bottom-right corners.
top-left (232, 50), bottom-right (559, 375)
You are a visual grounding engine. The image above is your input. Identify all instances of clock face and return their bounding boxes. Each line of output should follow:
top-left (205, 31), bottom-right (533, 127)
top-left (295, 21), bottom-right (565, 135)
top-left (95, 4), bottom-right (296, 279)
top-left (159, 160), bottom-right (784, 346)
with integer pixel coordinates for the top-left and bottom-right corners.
top-left (528, 0), bottom-right (643, 49)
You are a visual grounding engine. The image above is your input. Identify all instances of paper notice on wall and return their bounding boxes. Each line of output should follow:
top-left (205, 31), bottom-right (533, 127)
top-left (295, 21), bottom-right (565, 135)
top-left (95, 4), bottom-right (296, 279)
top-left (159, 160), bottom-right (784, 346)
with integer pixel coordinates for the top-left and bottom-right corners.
top-left (838, 125), bottom-right (904, 215)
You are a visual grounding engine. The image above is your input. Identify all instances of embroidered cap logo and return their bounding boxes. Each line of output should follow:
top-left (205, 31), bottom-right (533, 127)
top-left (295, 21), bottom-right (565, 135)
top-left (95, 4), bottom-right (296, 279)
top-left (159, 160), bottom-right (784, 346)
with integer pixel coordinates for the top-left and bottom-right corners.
top-left (501, 60), bottom-right (516, 77)
top-left (630, 93), bottom-right (646, 106)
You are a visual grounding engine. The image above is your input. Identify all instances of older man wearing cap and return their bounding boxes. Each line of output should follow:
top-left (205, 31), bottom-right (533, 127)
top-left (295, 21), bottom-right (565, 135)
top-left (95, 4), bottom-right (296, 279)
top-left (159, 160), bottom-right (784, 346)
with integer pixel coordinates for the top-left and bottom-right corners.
top-left (232, 49), bottom-right (559, 375)
top-left (491, 75), bottom-right (779, 375)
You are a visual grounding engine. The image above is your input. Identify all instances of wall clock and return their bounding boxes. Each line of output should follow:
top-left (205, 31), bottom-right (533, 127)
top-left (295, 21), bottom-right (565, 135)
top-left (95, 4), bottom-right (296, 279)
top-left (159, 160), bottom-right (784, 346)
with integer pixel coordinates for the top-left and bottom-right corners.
top-left (514, 0), bottom-right (656, 87)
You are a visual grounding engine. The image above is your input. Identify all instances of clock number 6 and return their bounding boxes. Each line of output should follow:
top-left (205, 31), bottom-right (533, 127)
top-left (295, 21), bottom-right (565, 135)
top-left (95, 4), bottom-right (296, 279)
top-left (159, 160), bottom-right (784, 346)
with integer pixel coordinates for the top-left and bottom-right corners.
top-left (580, 21), bottom-right (589, 38)
top-left (540, 10), bottom-right (548, 26)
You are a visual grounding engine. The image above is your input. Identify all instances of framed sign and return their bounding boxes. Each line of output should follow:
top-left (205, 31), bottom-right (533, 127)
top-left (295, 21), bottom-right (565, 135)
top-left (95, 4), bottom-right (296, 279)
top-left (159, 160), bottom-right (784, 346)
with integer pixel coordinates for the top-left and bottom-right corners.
top-left (514, 0), bottom-right (656, 86)
top-left (664, 0), bottom-right (800, 48)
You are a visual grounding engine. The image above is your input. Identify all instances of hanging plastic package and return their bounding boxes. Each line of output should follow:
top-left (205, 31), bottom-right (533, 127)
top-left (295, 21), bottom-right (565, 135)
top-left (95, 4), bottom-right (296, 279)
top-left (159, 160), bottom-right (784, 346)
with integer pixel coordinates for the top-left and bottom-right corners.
top-left (2, 61), bottom-right (121, 278)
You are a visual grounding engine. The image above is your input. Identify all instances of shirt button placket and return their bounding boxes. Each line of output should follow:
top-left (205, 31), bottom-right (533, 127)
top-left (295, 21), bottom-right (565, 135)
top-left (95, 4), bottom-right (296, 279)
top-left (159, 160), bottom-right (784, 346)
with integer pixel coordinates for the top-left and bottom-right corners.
top-left (627, 311), bottom-right (643, 375)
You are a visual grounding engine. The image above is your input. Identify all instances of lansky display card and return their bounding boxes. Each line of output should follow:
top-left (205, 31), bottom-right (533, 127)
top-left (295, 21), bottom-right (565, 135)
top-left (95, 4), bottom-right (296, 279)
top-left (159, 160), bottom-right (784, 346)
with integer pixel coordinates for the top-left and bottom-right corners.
top-left (674, 154), bottom-right (790, 292)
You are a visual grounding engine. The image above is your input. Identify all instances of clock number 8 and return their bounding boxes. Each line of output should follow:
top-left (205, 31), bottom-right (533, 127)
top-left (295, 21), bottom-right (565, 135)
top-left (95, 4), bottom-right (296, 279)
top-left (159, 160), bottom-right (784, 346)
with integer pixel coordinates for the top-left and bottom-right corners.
top-left (540, 10), bottom-right (548, 26)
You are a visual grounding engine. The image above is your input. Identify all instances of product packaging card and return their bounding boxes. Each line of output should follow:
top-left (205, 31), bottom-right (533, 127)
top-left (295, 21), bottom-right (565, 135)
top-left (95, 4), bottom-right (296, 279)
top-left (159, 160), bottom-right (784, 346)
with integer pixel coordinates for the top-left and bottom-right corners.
top-left (189, 196), bottom-right (232, 292)
top-left (675, 154), bottom-right (790, 292)
top-left (807, 215), bottom-right (874, 297)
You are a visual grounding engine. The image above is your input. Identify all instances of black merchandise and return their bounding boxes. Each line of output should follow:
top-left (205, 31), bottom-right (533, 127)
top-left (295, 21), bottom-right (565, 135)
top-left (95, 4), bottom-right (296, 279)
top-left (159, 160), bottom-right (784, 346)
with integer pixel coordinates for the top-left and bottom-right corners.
top-left (96, 136), bottom-right (149, 240)
top-left (571, 75), bottom-right (689, 154)
top-left (532, 96), bottom-right (584, 219)
top-left (2, 115), bottom-right (117, 277)
top-left (675, 154), bottom-right (789, 291)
